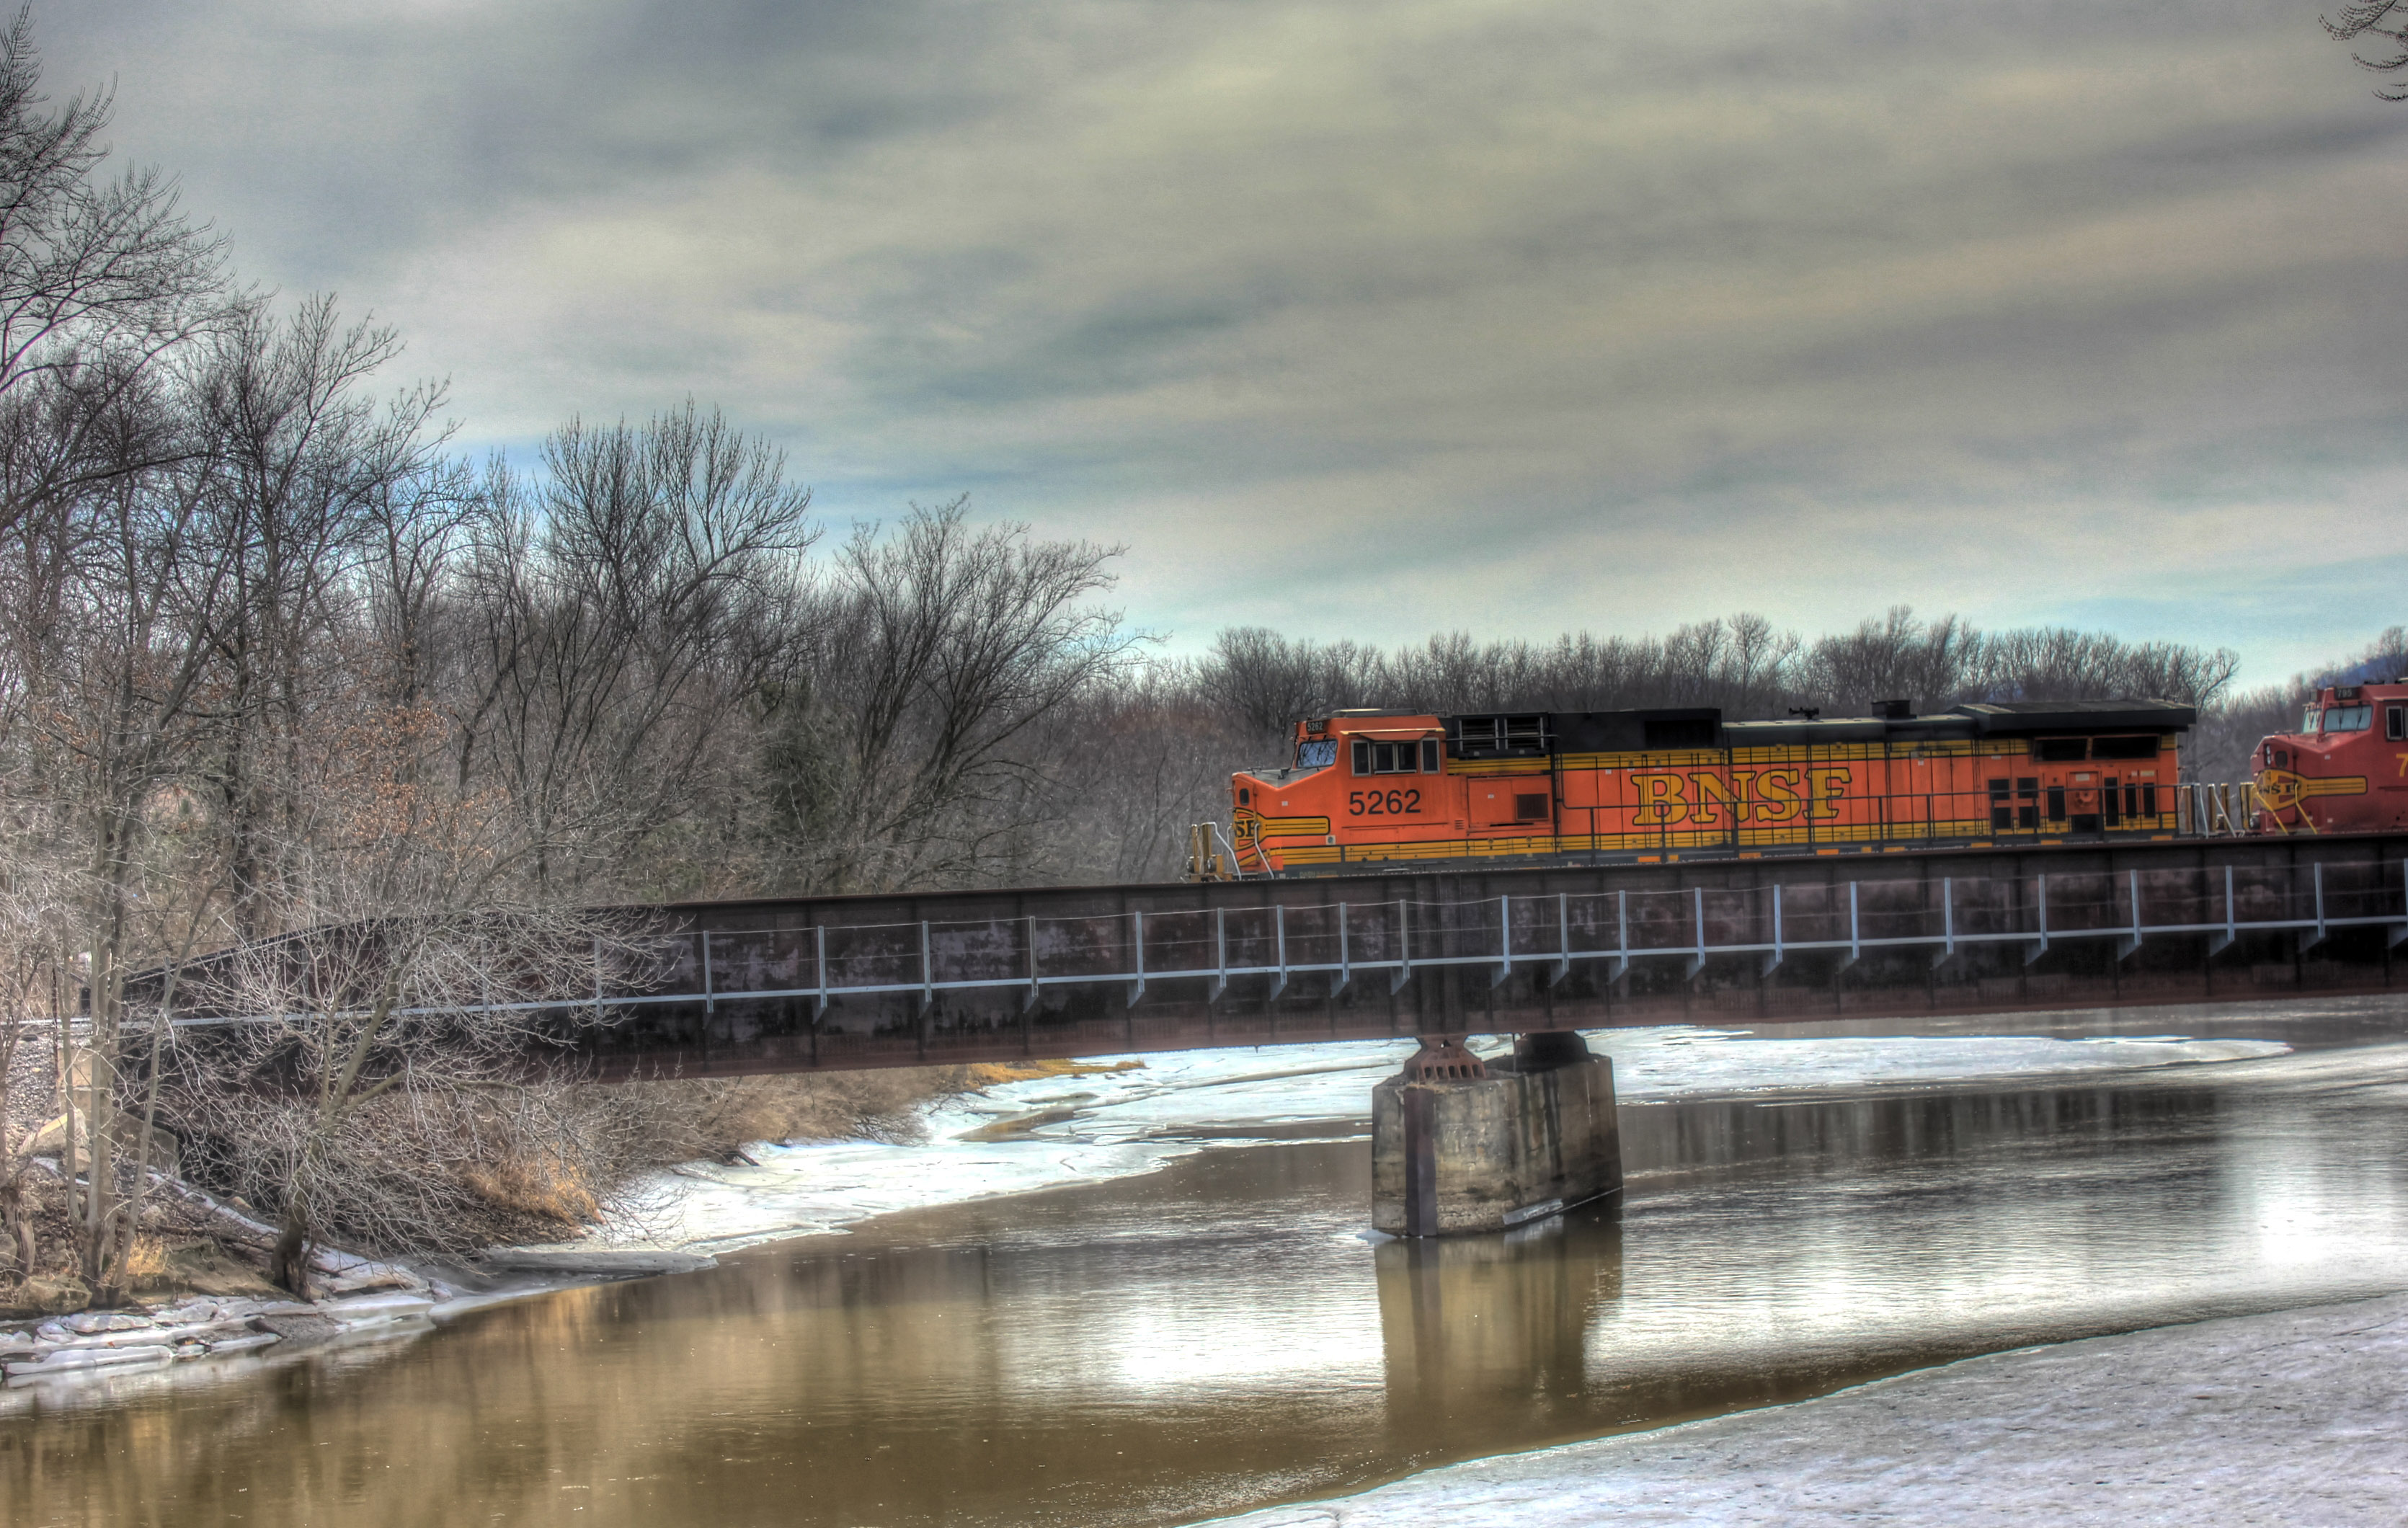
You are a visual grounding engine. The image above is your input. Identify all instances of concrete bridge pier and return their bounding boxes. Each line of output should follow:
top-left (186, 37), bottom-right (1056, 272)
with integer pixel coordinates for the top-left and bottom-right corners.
top-left (1372, 1031), bottom-right (1623, 1238)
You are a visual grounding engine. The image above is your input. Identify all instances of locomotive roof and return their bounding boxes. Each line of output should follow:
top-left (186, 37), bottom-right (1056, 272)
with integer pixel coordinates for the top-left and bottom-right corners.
top-left (1441, 698), bottom-right (2194, 753)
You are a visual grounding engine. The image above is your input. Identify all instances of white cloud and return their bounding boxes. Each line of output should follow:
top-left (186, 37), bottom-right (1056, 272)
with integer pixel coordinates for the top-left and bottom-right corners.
top-left (40, 0), bottom-right (2408, 683)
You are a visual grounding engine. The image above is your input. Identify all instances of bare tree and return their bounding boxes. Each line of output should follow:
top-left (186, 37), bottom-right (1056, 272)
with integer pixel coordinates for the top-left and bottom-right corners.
top-left (0, 6), bottom-right (234, 540)
top-left (0, 786), bottom-right (71, 1281)
top-left (1802, 606), bottom-right (1972, 711)
top-left (161, 693), bottom-right (657, 1292)
top-left (772, 499), bottom-right (1141, 892)
top-left (2327, 2), bottom-right (2408, 97)
top-left (454, 402), bottom-right (813, 897)
top-left (196, 296), bottom-right (454, 936)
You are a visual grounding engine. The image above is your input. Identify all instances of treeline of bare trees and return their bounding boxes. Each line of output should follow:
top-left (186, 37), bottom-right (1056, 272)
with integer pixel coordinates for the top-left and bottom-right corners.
top-left (1183, 612), bottom-right (2408, 794)
top-left (1188, 608), bottom-right (2278, 783)
top-left (1195, 609), bottom-right (2245, 740)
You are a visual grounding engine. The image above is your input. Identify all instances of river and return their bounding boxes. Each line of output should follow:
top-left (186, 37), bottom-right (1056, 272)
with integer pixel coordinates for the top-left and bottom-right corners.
top-left (6, 1001), bottom-right (2407, 1527)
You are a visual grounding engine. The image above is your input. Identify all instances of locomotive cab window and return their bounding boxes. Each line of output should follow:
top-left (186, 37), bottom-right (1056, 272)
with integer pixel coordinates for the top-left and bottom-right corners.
top-left (1353, 739), bottom-right (1430, 775)
top-left (2390, 705), bottom-right (2406, 742)
top-left (2323, 706), bottom-right (2371, 734)
top-left (1294, 738), bottom-right (1338, 772)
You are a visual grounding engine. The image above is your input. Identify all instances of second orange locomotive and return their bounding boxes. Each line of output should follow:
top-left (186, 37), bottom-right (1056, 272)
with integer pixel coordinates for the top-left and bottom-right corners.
top-left (1232, 701), bottom-right (2193, 876)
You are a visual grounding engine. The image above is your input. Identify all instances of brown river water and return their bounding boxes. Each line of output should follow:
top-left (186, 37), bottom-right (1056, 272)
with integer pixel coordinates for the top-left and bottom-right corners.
top-left (7, 1003), bottom-right (2408, 1528)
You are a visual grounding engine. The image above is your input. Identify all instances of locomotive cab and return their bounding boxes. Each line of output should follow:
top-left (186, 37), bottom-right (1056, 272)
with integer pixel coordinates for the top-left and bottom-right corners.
top-left (1231, 711), bottom-right (1452, 874)
top-left (2251, 681), bottom-right (2408, 834)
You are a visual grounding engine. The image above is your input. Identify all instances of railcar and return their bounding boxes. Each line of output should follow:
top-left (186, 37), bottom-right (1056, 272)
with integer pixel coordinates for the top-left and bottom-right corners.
top-left (1228, 698), bottom-right (2195, 876)
top-left (2249, 680), bottom-right (2408, 835)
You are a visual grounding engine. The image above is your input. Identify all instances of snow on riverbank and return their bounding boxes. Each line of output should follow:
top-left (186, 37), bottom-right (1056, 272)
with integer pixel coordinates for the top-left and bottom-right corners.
top-left (606, 1026), bottom-right (2288, 1255)
top-left (1194, 1290), bottom-right (2408, 1526)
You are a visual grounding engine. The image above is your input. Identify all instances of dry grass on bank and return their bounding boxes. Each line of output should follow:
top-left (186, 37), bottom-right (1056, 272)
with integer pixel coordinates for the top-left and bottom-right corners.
top-left (620, 1065), bottom-right (980, 1162)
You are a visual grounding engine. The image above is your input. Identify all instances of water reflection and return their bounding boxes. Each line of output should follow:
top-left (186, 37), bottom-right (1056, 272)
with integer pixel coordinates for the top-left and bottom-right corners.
top-left (1376, 1211), bottom-right (1620, 1460)
top-left (8, 1044), bottom-right (2408, 1528)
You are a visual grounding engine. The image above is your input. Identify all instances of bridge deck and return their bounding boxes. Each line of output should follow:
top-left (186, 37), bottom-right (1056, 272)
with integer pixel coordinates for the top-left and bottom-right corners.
top-left (517, 835), bottom-right (2408, 1075)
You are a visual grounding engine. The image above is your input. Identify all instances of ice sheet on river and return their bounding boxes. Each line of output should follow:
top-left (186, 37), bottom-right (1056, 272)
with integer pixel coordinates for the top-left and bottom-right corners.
top-left (606, 1026), bottom-right (2285, 1255)
top-left (1194, 1290), bottom-right (2408, 1527)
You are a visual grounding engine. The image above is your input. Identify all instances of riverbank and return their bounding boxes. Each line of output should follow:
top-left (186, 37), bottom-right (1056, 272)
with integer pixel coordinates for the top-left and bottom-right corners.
top-left (0, 1018), bottom-right (2326, 1402)
top-left (1199, 1290), bottom-right (2408, 1525)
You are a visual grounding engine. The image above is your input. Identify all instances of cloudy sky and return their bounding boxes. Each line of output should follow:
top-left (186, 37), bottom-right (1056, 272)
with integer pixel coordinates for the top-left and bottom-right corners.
top-left (42, 0), bottom-right (2408, 681)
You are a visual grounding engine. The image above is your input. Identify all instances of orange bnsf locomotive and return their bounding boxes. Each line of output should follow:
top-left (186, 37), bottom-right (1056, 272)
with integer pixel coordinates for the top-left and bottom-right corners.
top-left (1230, 699), bottom-right (2195, 876)
top-left (2249, 681), bottom-right (2408, 835)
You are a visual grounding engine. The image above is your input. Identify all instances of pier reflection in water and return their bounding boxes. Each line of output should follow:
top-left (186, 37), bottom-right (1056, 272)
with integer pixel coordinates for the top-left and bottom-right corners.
top-left (9, 1043), bottom-right (2408, 1528)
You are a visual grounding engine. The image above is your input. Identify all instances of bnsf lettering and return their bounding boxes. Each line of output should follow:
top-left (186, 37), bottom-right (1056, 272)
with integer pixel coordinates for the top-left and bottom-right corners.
top-left (1629, 768), bottom-right (1846, 825)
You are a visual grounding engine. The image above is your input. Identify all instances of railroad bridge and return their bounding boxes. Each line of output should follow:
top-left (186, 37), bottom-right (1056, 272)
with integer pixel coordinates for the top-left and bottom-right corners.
top-left (159, 832), bottom-right (2408, 1238)
top-left (578, 834), bottom-right (2408, 1080)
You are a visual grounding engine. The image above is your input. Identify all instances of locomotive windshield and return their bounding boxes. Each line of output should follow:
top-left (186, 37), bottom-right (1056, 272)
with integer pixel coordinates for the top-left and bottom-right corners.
top-left (2322, 706), bottom-right (2371, 733)
top-left (1294, 737), bottom-right (1338, 772)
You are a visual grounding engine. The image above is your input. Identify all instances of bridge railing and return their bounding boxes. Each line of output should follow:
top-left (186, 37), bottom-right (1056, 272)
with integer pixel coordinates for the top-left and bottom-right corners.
top-left (140, 855), bottom-right (2404, 1034)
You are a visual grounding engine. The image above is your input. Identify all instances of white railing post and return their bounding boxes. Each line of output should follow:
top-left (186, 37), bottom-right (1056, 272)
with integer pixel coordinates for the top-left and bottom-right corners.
top-left (1686, 887), bottom-right (1707, 978)
top-left (1933, 877), bottom-right (1953, 969)
top-left (1024, 915), bottom-right (1041, 1013)
top-left (1268, 904), bottom-right (1289, 1003)
top-left (1493, 894), bottom-right (1514, 988)
top-left (2025, 873), bottom-right (2050, 965)
top-left (1390, 899), bottom-right (1413, 995)
top-left (918, 921), bottom-right (934, 1016)
top-left (701, 931), bottom-right (715, 1015)
top-left (814, 925), bottom-right (829, 1021)
top-left (2117, 869), bottom-right (2141, 961)
top-left (1607, 889), bottom-right (1630, 984)
top-left (1335, 903), bottom-right (1352, 998)
top-left (1127, 909), bottom-right (1147, 1007)
top-left (1551, 891), bottom-right (1571, 987)
top-left (1763, 884), bottom-right (1785, 977)
top-left (1209, 907), bottom-right (1228, 1003)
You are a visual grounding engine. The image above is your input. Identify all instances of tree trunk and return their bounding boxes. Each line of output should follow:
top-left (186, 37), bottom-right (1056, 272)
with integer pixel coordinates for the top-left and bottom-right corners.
top-left (0, 1176), bottom-right (35, 1279)
top-left (270, 1205), bottom-right (313, 1300)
